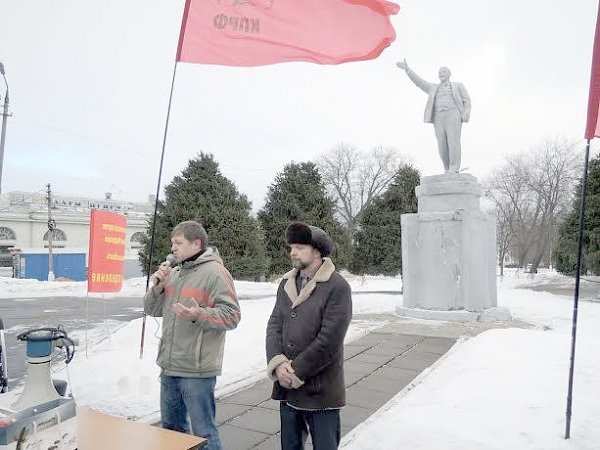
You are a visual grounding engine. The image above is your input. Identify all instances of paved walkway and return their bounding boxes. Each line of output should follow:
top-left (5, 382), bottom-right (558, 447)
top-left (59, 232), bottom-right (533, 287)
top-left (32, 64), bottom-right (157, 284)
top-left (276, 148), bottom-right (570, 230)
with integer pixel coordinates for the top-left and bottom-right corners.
top-left (213, 316), bottom-right (526, 449)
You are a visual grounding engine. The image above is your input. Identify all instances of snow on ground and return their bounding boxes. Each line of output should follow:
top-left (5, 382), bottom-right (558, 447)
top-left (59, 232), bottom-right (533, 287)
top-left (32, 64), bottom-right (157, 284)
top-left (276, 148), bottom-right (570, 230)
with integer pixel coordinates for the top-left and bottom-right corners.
top-left (341, 272), bottom-right (600, 450)
top-left (1, 270), bottom-right (598, 449)
top-left (342, 326), bottom-right (599, 450)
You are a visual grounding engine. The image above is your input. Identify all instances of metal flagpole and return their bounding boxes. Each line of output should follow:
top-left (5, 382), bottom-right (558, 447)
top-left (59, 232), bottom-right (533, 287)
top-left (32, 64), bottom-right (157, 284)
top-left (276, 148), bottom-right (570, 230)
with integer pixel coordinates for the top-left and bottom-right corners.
top-left (565, 139), bottom-right (591, 439)
top-left (139, 61), bottom-right (179, 359)
top-left (0, 62), bottom-right (10, 195)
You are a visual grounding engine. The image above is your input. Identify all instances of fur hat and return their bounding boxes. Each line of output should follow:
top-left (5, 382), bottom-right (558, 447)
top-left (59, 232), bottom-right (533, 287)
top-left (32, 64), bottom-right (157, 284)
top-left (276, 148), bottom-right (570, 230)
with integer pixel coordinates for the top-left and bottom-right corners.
top-left (285, 222), bottom-right (334, 257)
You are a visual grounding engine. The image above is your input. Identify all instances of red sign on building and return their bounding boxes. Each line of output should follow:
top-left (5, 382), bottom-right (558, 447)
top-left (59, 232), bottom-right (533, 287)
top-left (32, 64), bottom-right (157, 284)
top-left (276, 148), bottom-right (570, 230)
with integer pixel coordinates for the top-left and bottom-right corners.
top-left (87, 210), bottom-right (127, 293)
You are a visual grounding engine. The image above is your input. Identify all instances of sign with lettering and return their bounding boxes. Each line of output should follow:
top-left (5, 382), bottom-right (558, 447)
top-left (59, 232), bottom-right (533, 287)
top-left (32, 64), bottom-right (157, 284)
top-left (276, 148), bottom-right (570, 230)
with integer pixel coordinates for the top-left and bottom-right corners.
top-left (87, 210), bottom-right (127, 292)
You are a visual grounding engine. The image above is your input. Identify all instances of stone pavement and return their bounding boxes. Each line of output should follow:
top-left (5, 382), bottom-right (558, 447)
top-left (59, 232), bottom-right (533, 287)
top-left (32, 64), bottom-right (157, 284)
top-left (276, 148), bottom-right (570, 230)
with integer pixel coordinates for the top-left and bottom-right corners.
top-left (213, 315), bottom-right (527, 449)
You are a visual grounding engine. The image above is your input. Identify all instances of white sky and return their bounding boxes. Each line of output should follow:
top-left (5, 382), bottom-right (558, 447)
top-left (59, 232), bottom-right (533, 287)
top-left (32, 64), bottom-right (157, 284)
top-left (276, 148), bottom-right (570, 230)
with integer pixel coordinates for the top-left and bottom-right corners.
top-left (1, 1), bottom-right (598, 208)
top-left (0, 270), bottom-right (599, 449)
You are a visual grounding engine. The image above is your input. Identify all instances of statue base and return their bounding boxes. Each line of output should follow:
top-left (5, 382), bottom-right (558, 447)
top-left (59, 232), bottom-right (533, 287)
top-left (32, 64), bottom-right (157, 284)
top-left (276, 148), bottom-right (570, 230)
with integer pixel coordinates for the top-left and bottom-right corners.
top-left (395, 306), bottom-right (511, 322)
top-left (400, 173), bottom-right (500, 314)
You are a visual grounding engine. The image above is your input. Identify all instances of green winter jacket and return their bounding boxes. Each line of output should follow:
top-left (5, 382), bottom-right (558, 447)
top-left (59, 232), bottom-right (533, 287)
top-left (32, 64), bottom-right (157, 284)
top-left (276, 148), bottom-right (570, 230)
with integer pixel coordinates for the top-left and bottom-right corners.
top-left (144, 247), bottom-right (240, 378)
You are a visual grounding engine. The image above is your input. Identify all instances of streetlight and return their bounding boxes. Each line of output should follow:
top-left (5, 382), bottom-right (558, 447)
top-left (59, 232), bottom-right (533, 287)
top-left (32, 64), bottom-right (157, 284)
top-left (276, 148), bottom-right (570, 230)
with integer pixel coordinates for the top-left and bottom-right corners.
top-left (0, 63), bottom-right (9, 195)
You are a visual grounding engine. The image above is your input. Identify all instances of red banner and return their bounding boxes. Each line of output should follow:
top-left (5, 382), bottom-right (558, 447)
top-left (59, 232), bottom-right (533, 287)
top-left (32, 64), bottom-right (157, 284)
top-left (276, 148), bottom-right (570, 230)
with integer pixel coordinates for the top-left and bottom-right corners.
top-left (176, 0), bottom-right (400, 67)
top-left (87, 210), bottom-right (126, 293)
top-left (585, 1), bottom-right (600, 139)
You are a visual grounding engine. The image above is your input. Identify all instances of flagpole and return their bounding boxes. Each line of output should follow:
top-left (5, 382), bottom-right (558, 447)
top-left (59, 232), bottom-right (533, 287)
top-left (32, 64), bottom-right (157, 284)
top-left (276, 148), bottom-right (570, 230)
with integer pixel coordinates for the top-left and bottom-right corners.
top-left (139, 61), bottom-right (179, 359)
top-left (565, 139), bottom-right (591, 439)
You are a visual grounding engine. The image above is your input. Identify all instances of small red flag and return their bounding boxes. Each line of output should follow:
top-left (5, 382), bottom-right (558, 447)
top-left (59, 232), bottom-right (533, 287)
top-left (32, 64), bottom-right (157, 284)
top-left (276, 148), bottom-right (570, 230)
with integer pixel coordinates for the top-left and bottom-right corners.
top-left (176, 0), bottom-right (400, 67)
top-left (585, 1), bottom-right (600, 139)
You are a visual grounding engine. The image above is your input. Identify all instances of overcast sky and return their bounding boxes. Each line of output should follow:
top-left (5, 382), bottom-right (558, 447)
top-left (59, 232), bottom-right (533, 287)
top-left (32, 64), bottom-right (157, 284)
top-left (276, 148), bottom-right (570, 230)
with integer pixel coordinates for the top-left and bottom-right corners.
top-left (0, 1), bottom-right (598, 209)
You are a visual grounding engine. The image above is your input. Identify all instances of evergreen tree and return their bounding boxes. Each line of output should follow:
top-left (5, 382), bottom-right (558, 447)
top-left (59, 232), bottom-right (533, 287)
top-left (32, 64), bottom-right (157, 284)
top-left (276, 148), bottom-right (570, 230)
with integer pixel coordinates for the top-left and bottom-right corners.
top-left (554, 155), bottom-right (600, 275)
top-left (258, 162), bottom-right (350, 276)
top-left (139, 153), bottom-right (267, 279)
top-left (351, 164), bottom-right (420, 275)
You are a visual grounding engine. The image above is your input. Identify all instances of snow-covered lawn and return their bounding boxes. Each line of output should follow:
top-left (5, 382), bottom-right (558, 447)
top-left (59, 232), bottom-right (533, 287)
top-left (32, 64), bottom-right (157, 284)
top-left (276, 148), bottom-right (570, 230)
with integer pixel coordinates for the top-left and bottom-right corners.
top-left (1, 270), bottom-right (598, 449)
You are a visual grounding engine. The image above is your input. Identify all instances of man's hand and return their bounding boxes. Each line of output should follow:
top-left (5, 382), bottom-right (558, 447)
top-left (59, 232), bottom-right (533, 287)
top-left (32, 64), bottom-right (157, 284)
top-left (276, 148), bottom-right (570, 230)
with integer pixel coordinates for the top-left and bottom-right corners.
top-left (396, 58), bottom-right (408, 71)
top-left (173, 298), bottom-right (201, 322)
top-left (151, 263), bottom-right (172, 294)
top-left (274, 361), bottom-right (295, 389)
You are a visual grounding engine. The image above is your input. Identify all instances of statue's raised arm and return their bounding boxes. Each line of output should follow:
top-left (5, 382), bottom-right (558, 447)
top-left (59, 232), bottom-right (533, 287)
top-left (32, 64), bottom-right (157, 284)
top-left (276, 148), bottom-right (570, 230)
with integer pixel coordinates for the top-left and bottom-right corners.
top-left (396, 59), bottom-right (435, 95)
top-left (396, 60), bottom-right (471, 174)
top-left (396, 58), bottom-right (409, 71)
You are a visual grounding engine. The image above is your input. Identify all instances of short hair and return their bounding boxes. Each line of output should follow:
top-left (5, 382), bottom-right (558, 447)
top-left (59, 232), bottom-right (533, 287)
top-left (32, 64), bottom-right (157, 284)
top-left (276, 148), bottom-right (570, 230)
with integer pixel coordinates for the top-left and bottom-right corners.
top-left (171, 221), bottom-right (208, 251)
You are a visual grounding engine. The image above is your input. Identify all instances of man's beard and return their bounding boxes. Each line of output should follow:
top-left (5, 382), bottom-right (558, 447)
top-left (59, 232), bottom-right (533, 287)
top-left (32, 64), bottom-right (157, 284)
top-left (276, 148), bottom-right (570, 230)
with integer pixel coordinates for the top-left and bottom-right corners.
top-left (291, 258), bottom-right (308, 270)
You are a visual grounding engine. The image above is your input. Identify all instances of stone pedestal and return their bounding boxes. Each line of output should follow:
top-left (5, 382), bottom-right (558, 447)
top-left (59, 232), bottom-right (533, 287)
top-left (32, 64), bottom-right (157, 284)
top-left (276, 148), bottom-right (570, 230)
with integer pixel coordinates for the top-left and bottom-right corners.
top-left (398, 173), bottom-right (508, 322)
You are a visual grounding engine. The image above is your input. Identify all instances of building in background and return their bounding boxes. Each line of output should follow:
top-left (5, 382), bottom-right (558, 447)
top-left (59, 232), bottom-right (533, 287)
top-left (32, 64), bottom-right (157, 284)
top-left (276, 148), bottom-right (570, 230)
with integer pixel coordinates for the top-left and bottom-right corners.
top-left (0, 191), bottom-right (153, 279)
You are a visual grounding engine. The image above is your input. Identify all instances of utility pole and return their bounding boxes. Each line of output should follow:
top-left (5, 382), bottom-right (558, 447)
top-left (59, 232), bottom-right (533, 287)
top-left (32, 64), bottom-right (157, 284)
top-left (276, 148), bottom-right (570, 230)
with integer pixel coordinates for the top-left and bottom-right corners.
top-left (46, 183), bottom-right (55, 281)
top-left (0, 63), bottom-right (10, 194)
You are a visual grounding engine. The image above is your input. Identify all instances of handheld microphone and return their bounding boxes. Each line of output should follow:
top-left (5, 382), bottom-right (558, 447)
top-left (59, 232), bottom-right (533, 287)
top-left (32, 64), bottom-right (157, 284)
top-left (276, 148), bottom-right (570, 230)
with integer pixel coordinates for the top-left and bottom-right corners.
top-left (164, 253), bottom-right (177, 267)
top-left (154, 254), bottom-right (177, 286)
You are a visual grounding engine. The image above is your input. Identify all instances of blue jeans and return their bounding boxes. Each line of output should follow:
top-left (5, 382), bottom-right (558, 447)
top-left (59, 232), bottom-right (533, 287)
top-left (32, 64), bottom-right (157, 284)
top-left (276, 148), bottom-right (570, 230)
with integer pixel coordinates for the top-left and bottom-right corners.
top-left (280, 402), bottom-right (341, 450)
top-left (160, 375), bottom-right (223, 450)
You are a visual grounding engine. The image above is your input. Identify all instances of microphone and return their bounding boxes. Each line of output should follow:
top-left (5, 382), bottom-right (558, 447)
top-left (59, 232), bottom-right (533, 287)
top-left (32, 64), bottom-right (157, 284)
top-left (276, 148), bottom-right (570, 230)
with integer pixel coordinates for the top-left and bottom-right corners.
top-left (163, 253), bottom-right (177, 268)
top-left (154, 254), bottom-right (176, 286)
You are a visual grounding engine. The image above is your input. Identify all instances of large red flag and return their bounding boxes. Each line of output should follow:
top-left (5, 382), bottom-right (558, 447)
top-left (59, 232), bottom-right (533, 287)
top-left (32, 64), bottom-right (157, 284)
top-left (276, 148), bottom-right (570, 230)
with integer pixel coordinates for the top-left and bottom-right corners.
top-left (176, 0), bottom-right (400, 67)
top-left (585, 1), bottom-right (600, 139)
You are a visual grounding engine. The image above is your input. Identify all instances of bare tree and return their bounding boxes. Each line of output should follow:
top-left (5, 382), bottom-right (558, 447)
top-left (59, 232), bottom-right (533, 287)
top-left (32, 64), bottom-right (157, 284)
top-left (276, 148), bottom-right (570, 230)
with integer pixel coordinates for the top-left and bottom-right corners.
top-left (484, 178), bottom-right (518, 276)
top-left (485, 137), bottom-right (581, 272)
top-left (485, 155), bottom-right (532, 269)
top-left (521, 138), bottom-right (581, 272)
top-left (317, 143), bottom-right (403, 235)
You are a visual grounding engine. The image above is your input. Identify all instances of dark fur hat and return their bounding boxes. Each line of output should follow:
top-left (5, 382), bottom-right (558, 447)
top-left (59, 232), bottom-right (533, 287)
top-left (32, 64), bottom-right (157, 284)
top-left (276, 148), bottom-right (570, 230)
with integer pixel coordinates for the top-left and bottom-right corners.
top-left (285, 222), bottom-right (334, 257)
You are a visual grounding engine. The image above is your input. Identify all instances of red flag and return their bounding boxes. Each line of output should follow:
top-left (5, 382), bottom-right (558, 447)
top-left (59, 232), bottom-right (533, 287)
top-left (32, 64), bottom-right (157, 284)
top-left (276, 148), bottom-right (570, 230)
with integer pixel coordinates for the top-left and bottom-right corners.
top-left (176, 0), bottom-right (400, 67)
top-left (585, 1), bottom-right (600, 139)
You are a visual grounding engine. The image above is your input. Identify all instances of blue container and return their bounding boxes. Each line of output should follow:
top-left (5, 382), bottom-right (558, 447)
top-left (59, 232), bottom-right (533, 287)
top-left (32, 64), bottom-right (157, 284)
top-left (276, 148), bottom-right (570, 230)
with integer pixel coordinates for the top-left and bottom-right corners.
top-left (21, 253), bottom-right (87, 281)
top-left (25, 331), bottom-right (54, 357)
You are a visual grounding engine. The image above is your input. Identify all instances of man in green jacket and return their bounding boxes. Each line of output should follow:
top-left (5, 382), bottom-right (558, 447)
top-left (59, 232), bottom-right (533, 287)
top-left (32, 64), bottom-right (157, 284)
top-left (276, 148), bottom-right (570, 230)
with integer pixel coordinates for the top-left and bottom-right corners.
top-left (266, 221), bottom-right (352, 450)
top-left (145, 220), bottom-right (240, 450)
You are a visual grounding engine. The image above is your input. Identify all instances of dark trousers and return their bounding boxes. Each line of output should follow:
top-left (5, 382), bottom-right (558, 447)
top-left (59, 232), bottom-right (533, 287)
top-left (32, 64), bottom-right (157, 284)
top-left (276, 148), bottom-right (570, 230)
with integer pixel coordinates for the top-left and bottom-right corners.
top-left (280, 402), bottom-right (341, 450)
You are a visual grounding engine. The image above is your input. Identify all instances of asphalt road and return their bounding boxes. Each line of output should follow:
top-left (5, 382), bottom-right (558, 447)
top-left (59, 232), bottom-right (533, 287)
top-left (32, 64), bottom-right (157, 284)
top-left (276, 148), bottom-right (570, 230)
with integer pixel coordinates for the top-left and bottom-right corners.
top-left (510, 278), bottom-right (600, 301)
top-left (0, 295), bottom-right (145, 390)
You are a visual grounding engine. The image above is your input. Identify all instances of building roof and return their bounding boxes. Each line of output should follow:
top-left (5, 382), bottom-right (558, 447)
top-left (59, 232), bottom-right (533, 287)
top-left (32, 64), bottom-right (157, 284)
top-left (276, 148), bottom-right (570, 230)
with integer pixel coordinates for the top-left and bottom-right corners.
top-left (0, 191), bottom-right (154, 219)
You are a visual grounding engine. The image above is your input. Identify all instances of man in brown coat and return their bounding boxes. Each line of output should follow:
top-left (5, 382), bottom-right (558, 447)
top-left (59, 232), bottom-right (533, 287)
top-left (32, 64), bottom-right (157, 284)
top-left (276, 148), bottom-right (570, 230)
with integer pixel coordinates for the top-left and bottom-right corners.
top-left (266, 221), bottom-right (352, 450)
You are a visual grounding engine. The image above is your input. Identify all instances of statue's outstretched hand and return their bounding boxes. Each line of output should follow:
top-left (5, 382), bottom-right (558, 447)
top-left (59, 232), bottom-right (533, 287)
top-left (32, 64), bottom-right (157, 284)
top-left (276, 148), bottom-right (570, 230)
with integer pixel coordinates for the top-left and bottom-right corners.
top-left (396, 59), bottom-right (408, 71)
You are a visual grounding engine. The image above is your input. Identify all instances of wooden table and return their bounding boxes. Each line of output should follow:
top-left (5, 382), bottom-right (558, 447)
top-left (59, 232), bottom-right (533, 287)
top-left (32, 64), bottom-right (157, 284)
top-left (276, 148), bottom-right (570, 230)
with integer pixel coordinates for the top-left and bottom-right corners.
top-left (77, 407), bottom-right (206, 449)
